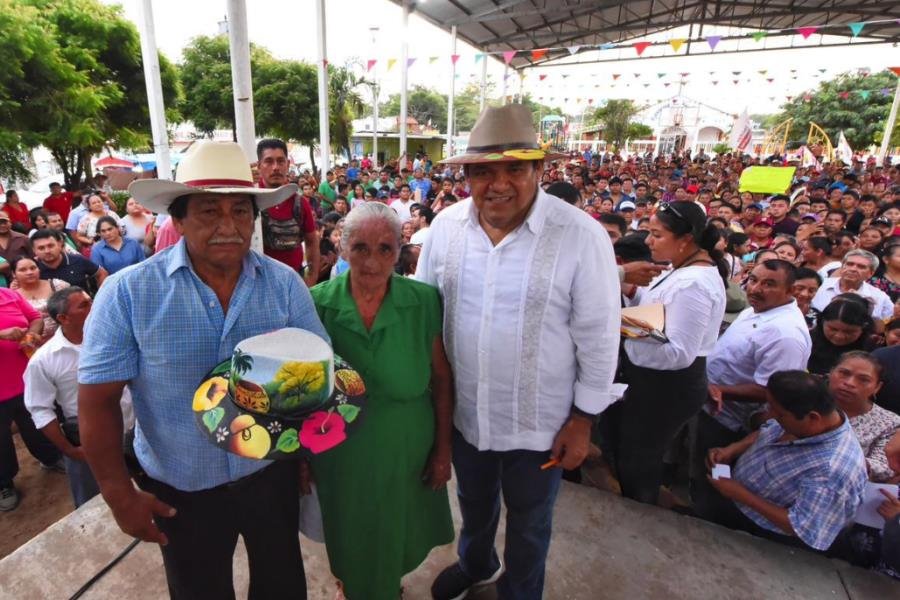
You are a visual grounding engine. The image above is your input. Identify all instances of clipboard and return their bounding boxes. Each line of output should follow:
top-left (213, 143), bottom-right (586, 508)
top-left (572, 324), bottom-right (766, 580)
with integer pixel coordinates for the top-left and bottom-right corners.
top-left (621, 304), bottom-right (668, 343)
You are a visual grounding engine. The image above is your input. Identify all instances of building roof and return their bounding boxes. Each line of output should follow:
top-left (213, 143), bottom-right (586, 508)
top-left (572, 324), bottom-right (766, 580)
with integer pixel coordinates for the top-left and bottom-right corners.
top-left (394, 1), bottom-right (900, 68)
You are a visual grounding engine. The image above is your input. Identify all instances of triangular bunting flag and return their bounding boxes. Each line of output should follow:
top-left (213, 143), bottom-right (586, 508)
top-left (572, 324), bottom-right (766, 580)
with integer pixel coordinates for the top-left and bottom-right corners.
top-left (758, 70), bottom-right (767, 75)
top-left (474, 53), bottom-right (484, 63)
top-left (612, 74), bottom-right (621, 80)
top-left (407, 57), bottom-right (416, 68)
top-left (797, 27), bottom-right (818, 39)
top-left (657, 73), bottom-right (666, 78)
top-left (839, 91), bottom-right (850, 99)
top-left (859, 90), bottom-right (871, 100)
top-left (450, 54), bottom-right (460, 65)
top-left (567, 46), bottom-right (580, 55)
top-left (531, 49), bottom-right (547, 61)
top-left (588, 99), bottom-right (594, 105)
top-left (643, 83), bottom-right (650, 88)
top-left (503, 50), bottom-right (516, 65)
top-left (712, 81), bottom-right (718, 85)
top-left (767, 78), bottom-right (774, 83)
top-left (751, 31), bottom-right (767, 42)
top-left (732, 71), bottom-right (742, 76)
top-left (539, 74), bottom-right (547, 81)
top-left (633, 73), bottom-right (641, 78)
top-left (818, 68), bottom-right (826, 73)
top-left (732, 80), bottom-right (739, 85)
top-left (600, 42), bottom-right (616, 50)
top-left (669, 39), bottom-right (685, 52)
top-left (681, 72), bottom-right (691, 77)
top-left (890, 67), bottom-right (900, 77)
top-left (561, 74), bottom-right (569, 79)
top-left (634, 41), bottom-right (652, 56)
top-left (366, 59), bottom-right (377, 71)
top-left (848, 22), bottom-right (865, 37)
top-left (664, 82), bottom-right (671, 87)
top-left (706, 35), bottom-right (721, 50)
top-left (786, 96), bottom-right (792, 101)
top-left (387, 58), bottom-right (397, 71)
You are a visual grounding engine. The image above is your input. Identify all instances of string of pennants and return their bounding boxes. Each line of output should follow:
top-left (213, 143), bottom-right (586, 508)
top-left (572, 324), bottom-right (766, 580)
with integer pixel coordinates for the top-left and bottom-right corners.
top-left (529, 67), bottom-right (900, 106)
top-left (364, 18), bottom-right (899, 71)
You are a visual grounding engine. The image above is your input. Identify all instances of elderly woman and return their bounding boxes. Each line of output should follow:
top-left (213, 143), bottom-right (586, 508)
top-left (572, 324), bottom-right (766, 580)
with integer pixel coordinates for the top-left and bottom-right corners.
top-left (90, 216), bottom-right (144, 275)
top-left (829, 351), bottom-right (900, 483)
top-left (309, 202), bottom-right (454, 599)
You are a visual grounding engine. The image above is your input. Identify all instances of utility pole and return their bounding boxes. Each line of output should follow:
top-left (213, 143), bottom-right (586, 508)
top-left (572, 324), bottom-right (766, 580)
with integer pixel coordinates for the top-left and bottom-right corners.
top-left (315, 0), bottom-right (330, 175)
top-left (399, 0), bottom-right (409, 169)
top-left (137, 0), bottom-right (171, 179)
top-left (226, 0), bottom-right (256, 162)
top-left (446, 25), bottom-right (457, 161)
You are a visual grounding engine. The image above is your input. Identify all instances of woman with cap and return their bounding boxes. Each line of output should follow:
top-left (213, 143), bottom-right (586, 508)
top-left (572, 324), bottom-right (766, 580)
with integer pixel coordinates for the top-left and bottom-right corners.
top-left (616, 201), bottom-right (728, 505)
top-left (309, 202), bottom-right (454, 599)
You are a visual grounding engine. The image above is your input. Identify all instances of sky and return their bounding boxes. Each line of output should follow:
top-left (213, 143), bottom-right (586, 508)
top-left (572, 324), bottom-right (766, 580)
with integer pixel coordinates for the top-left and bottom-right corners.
top-left (107, 0), bottom-right (898, 120)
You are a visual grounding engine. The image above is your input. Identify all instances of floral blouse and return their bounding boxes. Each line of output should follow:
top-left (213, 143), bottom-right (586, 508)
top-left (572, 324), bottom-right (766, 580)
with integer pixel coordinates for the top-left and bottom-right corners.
top-left (868, 275), bottom-right (900, 303)
top-left (849, 403), bottom-right (900, 483)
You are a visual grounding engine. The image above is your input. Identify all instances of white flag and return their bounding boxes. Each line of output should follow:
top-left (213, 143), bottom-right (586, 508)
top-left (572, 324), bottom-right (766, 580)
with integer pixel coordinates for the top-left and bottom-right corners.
top-left (801, 145), bottom-right (821, 171)
top-left (837, 131), bottom-right (853, 165)
top-left (729, 109), bottom-right (752, 152)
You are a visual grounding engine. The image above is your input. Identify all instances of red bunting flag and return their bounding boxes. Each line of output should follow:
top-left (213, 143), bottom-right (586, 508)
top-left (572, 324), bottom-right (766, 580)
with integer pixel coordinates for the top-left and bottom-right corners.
top-left (366, 59), bottom-right (377, 71)
top-left (634, 41), bottom-right (652, 56)
top-left (839, 91), bottom-right (850, 99)
top-left (450, 54), bottom-right (460, 65)
top-left (539, 74), bottom-right (547, 81)
top-left (890, 67), bottom-right (900, 76)
top-left (531, 49), bottom-right (547, 61)
top-left (588, 99), bottom-right (594, 105)
top-left (786, 96), bottom-right (792, 101)
top-left (503, 50), bottom-right (516, 64)
top-left (797, 27), bottom-right (818, 39)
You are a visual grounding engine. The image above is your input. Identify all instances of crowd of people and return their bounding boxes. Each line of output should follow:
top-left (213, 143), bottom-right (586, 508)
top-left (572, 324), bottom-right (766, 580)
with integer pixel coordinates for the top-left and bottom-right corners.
top-left (1, 101), bottom-right (899, 599)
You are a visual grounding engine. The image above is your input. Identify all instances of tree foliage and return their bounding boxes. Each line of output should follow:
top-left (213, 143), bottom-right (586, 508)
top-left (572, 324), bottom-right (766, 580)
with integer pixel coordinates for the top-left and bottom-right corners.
top-left (589, 99), bottom-right (642, 150)
top-left (773, 69), bottom-right (898, 150)
top-left (381, 85), bottom-right (448, 132)
top-left (327, 65), bottom-right (366, 161)
top-left (0, 0), bottom-right (180, 188)
top-left (254, 59), bottom-right (318, 147)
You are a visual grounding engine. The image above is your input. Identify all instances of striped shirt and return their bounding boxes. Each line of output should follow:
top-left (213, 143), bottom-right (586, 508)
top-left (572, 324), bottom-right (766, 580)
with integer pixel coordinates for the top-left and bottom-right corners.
top-left (733, 418), bottom-right (866, 550)
top-left (79, 239), bottom-right (328, 491)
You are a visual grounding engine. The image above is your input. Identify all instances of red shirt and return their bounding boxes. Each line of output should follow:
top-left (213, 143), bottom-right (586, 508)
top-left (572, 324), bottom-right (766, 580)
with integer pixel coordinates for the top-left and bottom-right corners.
top-left (43, 192), bottom-right (74, 224)
top-left (1, 201), bottom-right (31, 229)
top-left (262, 194), bottom-right (316, 270)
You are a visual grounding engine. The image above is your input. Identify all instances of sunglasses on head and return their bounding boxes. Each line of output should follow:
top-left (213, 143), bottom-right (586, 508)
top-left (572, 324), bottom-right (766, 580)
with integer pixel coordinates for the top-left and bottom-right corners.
top-left (657, 201), bottom-right (686, 220)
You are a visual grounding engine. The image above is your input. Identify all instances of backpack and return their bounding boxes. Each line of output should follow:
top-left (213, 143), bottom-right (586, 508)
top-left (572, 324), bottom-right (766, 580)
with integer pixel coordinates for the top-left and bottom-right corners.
top-left (262, 195), bottom-right (304, 252)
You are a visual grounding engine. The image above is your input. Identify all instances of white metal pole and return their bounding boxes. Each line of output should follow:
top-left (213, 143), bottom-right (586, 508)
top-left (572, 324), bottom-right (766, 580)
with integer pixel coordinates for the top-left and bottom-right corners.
top-left (501, 65), bottom-right (508, 105)
top-left (878, 78), bottom-right (900, 164)
top-left (137, 0), bottom-right (171, 179)
top-left (517, 71), bottom-right (524, 103)
top-left (399, 0), bottom-right (409, 169)
top-left (370, 27), bottom-right (379, 169)
top-left (446, 25), bottom-right (457, 161)
top-left (315, 0), bottom-right (330, 175)
top-left (226, 0), bottom-right (256, 163)
top-left (479, 52), bottom-right (488, 112)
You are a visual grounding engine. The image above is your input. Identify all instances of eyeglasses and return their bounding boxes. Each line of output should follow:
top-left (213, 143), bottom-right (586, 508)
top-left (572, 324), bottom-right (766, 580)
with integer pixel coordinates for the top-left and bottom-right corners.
top-left (657, 202), bottom-right (686, 221)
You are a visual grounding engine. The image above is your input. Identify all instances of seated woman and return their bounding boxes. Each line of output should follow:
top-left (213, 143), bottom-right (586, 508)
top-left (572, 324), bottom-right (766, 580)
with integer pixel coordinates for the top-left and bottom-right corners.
top-left (11, 257), bottom-right (69, 345)
top-left (90, 216), bottom-right (144, 275)
top-left (309, 202), bottom-right (454, 600)
top-left (829, 351), bottom-right (900, 483)
top-left (807, 294), bottom-right (876, 375)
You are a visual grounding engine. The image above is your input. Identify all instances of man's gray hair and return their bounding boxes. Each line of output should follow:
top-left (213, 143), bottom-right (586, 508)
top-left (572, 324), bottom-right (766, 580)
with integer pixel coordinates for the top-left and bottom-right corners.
top-left (47, 286), bottom-right (86, 324)
top-left (341, 202), bottom-right (402, 252)
top-left (843, 249), bottom-right (879, 272)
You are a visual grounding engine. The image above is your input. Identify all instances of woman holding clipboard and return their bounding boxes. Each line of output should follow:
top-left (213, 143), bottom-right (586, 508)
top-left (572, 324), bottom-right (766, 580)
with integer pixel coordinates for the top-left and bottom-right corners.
top-left (616, 201), bottom-right (728, 505)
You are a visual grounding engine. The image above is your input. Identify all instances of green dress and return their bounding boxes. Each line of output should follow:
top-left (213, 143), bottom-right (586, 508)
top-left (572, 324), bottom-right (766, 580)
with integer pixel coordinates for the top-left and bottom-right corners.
top-left (310, 272), bottom-right (454, 599)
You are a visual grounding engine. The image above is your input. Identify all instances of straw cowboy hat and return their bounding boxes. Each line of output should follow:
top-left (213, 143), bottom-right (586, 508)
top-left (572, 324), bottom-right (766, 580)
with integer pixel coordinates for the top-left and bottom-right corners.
top-left (443, 103), bottom-right (564, 164)
top-left (129, 141), bottom-right (297, 215)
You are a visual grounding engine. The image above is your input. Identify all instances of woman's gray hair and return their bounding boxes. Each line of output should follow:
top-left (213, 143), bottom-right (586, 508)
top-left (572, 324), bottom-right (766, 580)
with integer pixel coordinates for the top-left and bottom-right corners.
top-left (340, 202), bottom-right (402, 252)
top-left (843, 249), bottom-right (879, 272)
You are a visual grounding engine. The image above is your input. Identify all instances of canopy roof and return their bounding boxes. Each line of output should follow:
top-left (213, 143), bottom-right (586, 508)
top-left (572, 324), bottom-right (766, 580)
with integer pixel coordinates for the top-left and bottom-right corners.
top-left (395, 0), bottom-right (900, 68)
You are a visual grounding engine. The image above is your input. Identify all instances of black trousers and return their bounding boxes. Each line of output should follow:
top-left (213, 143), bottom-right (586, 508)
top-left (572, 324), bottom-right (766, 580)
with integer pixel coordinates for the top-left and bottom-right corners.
top-left (0, 394), bottom-right (61, 486)
top-left (688, 410), bottom-right (746, 521)
top-left (136, 461), bottom-right (306, 600)
top-left (613, 355), bottom-right (708, 505)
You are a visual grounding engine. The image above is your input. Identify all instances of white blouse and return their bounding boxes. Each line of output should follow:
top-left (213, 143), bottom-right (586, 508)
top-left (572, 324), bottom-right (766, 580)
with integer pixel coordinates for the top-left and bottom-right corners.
top-left (625, 265), bottom-right (726, 370)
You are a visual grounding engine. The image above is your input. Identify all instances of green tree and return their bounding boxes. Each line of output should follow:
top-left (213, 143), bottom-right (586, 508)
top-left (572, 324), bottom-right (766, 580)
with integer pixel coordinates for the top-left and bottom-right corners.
top-left (327, 64), bottom-right (366, 161)
top-left (626, 122), bottom-right (653, 140)
top-left (589, 99), bottom-right (642, 151)
top-left (773, 69), bottom-right (898, 150)
top-left (254, 59), bottom-right (318, 148)
top-left (381, 85), bottom-right (447, 132)
top-left (0, 0), bottom-right (179, 188)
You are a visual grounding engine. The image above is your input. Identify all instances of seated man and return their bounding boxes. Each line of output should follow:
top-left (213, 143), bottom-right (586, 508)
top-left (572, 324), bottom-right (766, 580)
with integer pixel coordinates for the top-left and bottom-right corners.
top-left (703, 371), bottom-right (867, 552)
top-left (811, 249), bottom-right (894, 320)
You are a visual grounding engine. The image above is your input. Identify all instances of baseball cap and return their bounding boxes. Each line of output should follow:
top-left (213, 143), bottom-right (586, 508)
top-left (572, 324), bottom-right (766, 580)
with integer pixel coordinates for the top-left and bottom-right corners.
top-left (800, 213), bottom-right (819, 222)
top-left (753, 217), bottom-right (774, 227)
top-left (376, 189), bottom-right (390, 200)
top-left (685, 185), bottom-right (699, 194)
top-left (617, 201), bottom-right (636, 212)
top-left (747, 203), bottom-right (763, 211)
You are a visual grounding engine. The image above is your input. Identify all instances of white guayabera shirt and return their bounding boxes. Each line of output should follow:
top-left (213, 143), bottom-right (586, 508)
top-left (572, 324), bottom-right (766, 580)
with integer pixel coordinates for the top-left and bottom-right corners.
top-left (417, 189), bottom-right (621, 452)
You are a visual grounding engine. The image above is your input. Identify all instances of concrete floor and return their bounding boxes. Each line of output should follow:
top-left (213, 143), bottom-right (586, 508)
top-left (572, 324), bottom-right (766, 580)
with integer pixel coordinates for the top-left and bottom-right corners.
top-left (1, 480), bottom-right (897, 599)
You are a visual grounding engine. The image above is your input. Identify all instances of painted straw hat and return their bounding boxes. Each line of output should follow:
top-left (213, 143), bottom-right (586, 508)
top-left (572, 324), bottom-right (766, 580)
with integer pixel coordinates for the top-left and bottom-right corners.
top-left (192, 328), bottom-right (366, 460)
top-left (443, 103), bottom-right (565, 164)
top-left (129, 141), bottom-right (297, 215)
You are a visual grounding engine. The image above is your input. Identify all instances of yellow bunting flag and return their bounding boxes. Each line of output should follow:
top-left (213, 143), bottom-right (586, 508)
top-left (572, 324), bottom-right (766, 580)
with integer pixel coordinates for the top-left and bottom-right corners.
top-left (738, 166), bottom-right (796, 194)
top-left (387, 58), bottom-right (397, 71)
top-left (669, 39), bottom-right (685, 52)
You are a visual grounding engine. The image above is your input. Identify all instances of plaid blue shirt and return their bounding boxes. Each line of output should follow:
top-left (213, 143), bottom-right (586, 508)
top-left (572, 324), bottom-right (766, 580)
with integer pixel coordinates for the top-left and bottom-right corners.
top-left (733, 417), bottom-right (867, 550)
top-left (79, 239), bottom-right (328, 492)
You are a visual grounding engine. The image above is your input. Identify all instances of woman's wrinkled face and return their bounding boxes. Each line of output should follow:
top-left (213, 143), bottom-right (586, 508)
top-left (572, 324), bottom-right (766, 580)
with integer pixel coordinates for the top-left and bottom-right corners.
top-left (346, 219), bottom-right (400, 287)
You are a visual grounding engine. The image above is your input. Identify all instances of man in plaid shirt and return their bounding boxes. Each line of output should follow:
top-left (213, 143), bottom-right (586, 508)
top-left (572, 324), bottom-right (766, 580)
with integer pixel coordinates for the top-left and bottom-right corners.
top-left (704, 370), bottom-right (866, 551)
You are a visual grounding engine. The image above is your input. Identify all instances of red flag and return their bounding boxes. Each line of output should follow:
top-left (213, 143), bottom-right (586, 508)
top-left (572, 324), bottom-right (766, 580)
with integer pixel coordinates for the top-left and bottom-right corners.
top-left (539, 74), bottom-right (547, 81)
top-left (531, 49), bottom-right (547, 61)
top-left (366, 59), bottom-right (376, 71)
top-left (797, 27), bottom-right (818, 39)
top-left (633, 42), bottom-right (652, 56)
top-left (890, 67), bottom-right (900, 76)
top-left (839, 91), bottom-right (850, 99)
